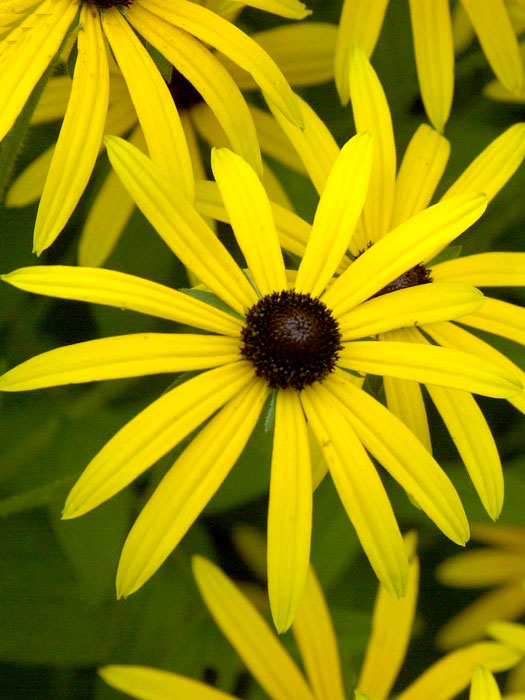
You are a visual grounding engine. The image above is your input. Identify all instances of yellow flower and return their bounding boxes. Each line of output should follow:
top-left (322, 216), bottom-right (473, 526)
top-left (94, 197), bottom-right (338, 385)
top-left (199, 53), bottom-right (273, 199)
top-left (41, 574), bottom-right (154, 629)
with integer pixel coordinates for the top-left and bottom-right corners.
top-left (470, 666), bottom-right (507, 700)
top-left (0, 0), bottom-right (306, 254)
top-left (267, 44), bottom-right (525, 523)
top-left (5, 20), bottom-right (337, 267)
top-left (1, 136), bottom-right (520, 629)
top-left (98, 539), bottom-right (522, 700)
top-left (334, 0), bottom-right (524, 132)
top-left (488, 622), bottom-right (525, 698)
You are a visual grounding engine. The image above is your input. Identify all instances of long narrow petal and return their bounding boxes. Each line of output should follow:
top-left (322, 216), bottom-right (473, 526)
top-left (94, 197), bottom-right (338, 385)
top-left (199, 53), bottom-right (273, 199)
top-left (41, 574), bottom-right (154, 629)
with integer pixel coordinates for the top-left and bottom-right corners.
top-left (1, 265), bottom-right (242, 336)
top-left (292, 568), bottom-right (346, 700)
top-left (5, 145), bottom-right (52, 206)
top-left (238, 0), bottom-right (310, 19)
top-left (387, 326), bottom-right (503, 521)
top-left (459, 298), bottom-right (525, 346)
top-left (265, 92), bottom-right (339, 195)
top-left (438, 549), bottom-right (525, 589)
top-left (326, 370), bottom-right (469, 545)
top-left (338, 340), bottom-right (522, 398)
top-left (99, 666), bottom-right (237, 700)
top-left (105, 136), bottom-right (258, 314)
top-left (460, 0), bottom-right (523, 94)
top-left (127, 3), bottom-right (262, 177)
top-left (322, 193), bottom-right (488, 317)
top-left (295, 132), bottom-right (373, 297)
top-left (334, 0), bottom-right (389, 104)
top-left (102, 8), bottom-right (193, 201)
top-left (62, 361), bottom-right (254, 519)
top-left (391, 124), bottom-right (450, 228)
top-left (301, 382), bottom-right (409, 598)
top-left (211, 148), bottom-right (287, 295)
top-left (137, 0), bottom-right (303, 126)
top-left (33, 4), bottom-right (109, 254)
top-left (441, 123), bottom-right (525, 203)
top-left (117, 377), bottom-right (267, 597)
top-left (470, 666), bottom-right (501, 700)
top-left (0, 334), bottom-right (241, 391)
top-left (337, 282), bottom-right (484, 341)
top-left (408, 0), bottom-right (454, 132)
top-left (432, 252), bottom-right (525, 286)
top-left (0, 0), bottom-right (76, 141)
top-left (349, 45), bottom-right (396, 242)
top-left (488, 622), bottom-right (525, 653)
top-left (192, 556), bottom-right (316, 700)
top-left (383, 375), bottom-right (432, 453)
top-left (396, 642), bottom-right (521, 700)
top-left (246, 103), bottom-right (306, 173)
top-left (358, 534), bottom-right (419, 700)
top-left (424, 321), bottom-right (525, 413)
top-left (268, 390), bottom-right (311, 633)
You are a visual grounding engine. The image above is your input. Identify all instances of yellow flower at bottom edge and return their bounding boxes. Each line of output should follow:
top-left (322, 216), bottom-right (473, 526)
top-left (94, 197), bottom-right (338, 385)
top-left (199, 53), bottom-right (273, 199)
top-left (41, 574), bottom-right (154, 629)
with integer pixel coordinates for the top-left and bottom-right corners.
top-left (98, 539), bottom-right (523, 700)
top-left (489, 622), bottom-right (525, 698)
top-left (0, 0), bottom-right (305, 253)
top-left (0, 137), bottom-right (520, 631)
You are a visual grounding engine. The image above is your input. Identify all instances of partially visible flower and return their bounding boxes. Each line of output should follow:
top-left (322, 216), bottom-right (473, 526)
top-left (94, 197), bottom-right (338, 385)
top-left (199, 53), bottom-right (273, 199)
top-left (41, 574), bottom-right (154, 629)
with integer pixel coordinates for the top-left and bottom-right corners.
top-left (436, 524), bottom-right (525, 650)
top-left (0, 0), bottom-right (305, 254)
top-left (334, 0), bottom-right (524, 132)
top-left (489, 622), bottom-right (525, 697)
top-left (470, 666), bottom-right (506, 700)
top-left (266, 44), bottom-right (525, 523)
top-left (3, 134), bottom-right (519, 627)
top-left (98, 539), bottom-right (522, 700)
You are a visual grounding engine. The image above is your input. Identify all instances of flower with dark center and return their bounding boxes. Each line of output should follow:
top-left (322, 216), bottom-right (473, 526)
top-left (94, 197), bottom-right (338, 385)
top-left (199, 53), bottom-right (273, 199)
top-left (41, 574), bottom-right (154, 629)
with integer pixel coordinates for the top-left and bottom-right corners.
top-left (241, 290), bottom-right (342, 390)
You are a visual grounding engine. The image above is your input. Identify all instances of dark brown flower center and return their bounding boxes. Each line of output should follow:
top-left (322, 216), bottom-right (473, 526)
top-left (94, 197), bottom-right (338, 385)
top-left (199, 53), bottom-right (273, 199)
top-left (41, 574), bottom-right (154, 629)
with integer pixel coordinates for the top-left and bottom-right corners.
top-left (241, 290), bottom-right (342, 390)
top-left (372, 263), bottom-right (432, 298)
top-left (168, 68), bottom-right (204, 112)
top-left (85, 0), bottom-right (131, 8)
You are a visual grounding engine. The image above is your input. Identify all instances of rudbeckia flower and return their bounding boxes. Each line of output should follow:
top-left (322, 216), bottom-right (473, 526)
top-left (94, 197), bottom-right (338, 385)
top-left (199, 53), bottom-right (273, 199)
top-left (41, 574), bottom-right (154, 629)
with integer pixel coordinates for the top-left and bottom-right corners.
top-left (0, 137), bottom-right (520, 630)
top-left (98, 542), bottom-right (522, 699)
top-left (0, 0), bottom-right (305, 254)
top-left (334, 0), bottom-right (524, 132)
top-left (436, 524), bottom-right (525, 651)
top-left (267, 44), bottom-right (525, 523)
top-left (5, 20), bottom-right (337, 268)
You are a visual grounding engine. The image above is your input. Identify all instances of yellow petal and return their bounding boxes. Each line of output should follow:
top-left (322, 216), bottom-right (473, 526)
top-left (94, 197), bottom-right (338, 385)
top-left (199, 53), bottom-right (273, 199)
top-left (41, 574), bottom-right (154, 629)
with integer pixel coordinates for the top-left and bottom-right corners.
top-left (33, 5), bottom-right (109, 254)
top-left (460, 0), bottom-right (524, 93)
top-left (116, 377), bottom-right (267, 597)
top-left (334, 0), bottom-right (389, 104)
top-left (437, 549), bottom-right (525, 588)
top-left (338, 340), bottom-right (522, 398)
top-left (325, 370), bottom-right (469, 546)
top-left (470, 666), bottom-right (502, 700)
top-left (358, 535), bottom-right (419, 700)
top-left (238, 0), bottom-right (310, 20)
top-left (295, 132), bottom-right (373, 297)
top-left (301, 382), bottom-right (409, 598)
top-left (127, 2), bottom-right (262, 177)
top-left (321, 193), bottom-right (488, 317)
top-left (192, 556), bottom-right (315, 700)
top-left (1, 265), bottom-right (242, 336)
top-left (337, 282), bottom-right (484, 341)
top-left (30, 73), bottom-right (71, 125)
top-left (105, 135), bottom-right (257, 315)
top-left (62, 361), bottom-right (254, 519)
top-left (261, 160), bottom-right (295, 211)
top-left (136, 0), bottom-right (303, 127)
top-left (211, 147), bottom-right (287, 295)
top-left (246, 103), bottom-right (306, 173)
top-left (488, 622), bottom-right (525, 654)
top-left (391, 124), bottom-right (450, 228)
top-left (349, 44), bottom-right (396, 242)
top-left (0, 334), bottom-right (241, 391)
top-left (460, 298), bottom-right (525, 346)
top-left (441, 123), bottom-right (525, 203)
top-left (99, 666), bottom-right (237, 700)
top-left (383, 375), bottom-right (432, 454)
top-left (470, 523), bottom-right (525, 548)
top-left (396, 642), bottom-right (521, 700)
top-left (292, 568), bottom-right (346, 700)
top-left (408, 0), bottom-right (454, 132)
top-left (102, 8), bottom-right (193, 201)
top-left (268, 390), bottom-right (311, 633)
top-left (5, 145), bottom-right (52, 207)
top-left (432, 252), bottom-right (525, 286)
top-left (0, 0), bottom-right (76, 141)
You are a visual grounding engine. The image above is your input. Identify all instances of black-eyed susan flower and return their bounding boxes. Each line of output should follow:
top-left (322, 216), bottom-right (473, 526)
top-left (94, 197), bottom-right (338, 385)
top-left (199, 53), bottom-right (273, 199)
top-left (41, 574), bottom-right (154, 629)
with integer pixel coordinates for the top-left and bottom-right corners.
top-left (0, 0), bottom-right (306, 254)
top-left (0, 137), bottom-right (521, 631)
top-left (98, 542), bottom-right (522, 699)
top-left (334, 0), bottom-right (524, 132)
top-left (436, 524), bottom-right (525, 651)
top-left (5, 20), bottom-right (337, 268)
top-left (266, 44), bottom-right (525, 524)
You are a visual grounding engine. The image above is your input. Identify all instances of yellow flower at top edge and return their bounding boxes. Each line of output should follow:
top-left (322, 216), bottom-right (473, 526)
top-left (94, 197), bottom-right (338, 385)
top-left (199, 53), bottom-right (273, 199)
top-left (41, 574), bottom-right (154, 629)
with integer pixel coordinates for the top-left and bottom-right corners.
top-left (334, 0), bottom-right (524, 132)
top-left (98, 537), bottom-right (523, 700)
top-left (266, 44), bottom-right (525, 524)
top-left (0, 0), bottom-right (307, 255)
top-left (0, 132), bottom-right (521, 630)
